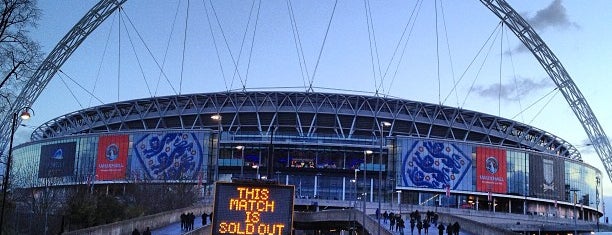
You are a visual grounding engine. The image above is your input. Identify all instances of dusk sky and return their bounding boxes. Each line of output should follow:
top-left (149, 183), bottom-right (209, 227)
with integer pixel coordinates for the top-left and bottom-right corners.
top-left (16, 0), bottom-right (612, 209)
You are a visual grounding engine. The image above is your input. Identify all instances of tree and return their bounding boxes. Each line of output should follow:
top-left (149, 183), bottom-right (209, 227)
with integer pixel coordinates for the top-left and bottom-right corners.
top-left (0, 0), bottom-right (42, 112)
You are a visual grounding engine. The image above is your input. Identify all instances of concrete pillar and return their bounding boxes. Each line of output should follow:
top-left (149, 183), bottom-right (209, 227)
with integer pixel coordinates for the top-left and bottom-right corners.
top-left (370, 178), bottom-right (374, 202)
top-left (342, 177), bottom-right (346, 201)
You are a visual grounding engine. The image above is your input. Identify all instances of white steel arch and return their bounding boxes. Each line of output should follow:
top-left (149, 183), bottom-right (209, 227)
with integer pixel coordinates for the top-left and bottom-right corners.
top-left (2, 0), bottom-right (610, 183)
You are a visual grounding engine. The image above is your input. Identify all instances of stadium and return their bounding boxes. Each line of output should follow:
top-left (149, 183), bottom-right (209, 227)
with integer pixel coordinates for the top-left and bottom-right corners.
top-left (9, 90), bottom-right (603, 223)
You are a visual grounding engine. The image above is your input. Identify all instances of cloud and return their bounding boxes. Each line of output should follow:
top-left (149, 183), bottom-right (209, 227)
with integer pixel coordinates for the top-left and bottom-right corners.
top-left (473, 77), bottom-right (554, 101)
top-left (525, 0), bottom-right (579, 31)
top-left (505, 0), bottom-right (579, 55)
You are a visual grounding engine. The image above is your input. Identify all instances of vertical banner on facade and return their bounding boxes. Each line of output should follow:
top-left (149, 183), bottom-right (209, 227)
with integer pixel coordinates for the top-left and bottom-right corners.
top-left (131, 132), bottom-right (205, 180)
top-left (401, 139), bottom-right (472, 190)
top-left (476, 147), bottom-right (507, 193)
top-left (96, 135), bottom-right (129, 180)
top-left (529, 154), bottom-right (564, 200)
top-left (38, 142), bottom-right (77, 178)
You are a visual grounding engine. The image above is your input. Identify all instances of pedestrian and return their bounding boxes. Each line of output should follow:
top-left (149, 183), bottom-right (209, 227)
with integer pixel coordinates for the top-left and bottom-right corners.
top-left (410, 218), bottom-right (415, 235)
top-left (423, 219), bottom-right (429, 235)
top-left (446, 223), bottom-right (452, 235)
top-left (417, 220), bottom-right (423, 235)
top-left (383, 211), bottom-right (389, 223)
top-left (398, 217), bottom-right (405, 235)
top-left (202, 212), bottom-right (208, 225)
top-left (437, 223), bottom-right (444, 235)
top-left (181, 213), bottom-right (186, 231)
top-left (142, 227), bottom-right (151, 235)
top-left (376, 208), bottom-right (380, 220)
top-left (452, 222), bottom-right (460, 235)
top-left (131, 228), bottom-right (140, 235)
top-left (390, 214), bottom-right (396, 230)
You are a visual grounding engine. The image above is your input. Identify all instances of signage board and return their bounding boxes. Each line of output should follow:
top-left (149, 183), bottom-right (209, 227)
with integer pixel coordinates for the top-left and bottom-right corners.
top-left (212, 181), bottom-right (294, 235)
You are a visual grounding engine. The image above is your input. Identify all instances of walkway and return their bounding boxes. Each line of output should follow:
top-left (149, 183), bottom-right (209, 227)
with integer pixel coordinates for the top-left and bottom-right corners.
top-left (152, 216), bottom-right (206, 235)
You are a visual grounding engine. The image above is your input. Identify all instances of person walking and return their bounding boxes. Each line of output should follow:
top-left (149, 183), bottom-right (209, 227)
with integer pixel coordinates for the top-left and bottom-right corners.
top-left (452, 222), bottom-right (460, 235)
top-left (423, 219), bottom-right (430, 235)
top-left (437, 223), bottom-right (444, 235)
top-left (131, 228), bottom-right (140, 235)
top-left (416, 220), bottom-right (423, 235)
top-left (446, 223), bottom-right (452, 235)
top-left (142, 227), bottom-right (151, 235)
top-left (410, 218), bottom-right (415, 235)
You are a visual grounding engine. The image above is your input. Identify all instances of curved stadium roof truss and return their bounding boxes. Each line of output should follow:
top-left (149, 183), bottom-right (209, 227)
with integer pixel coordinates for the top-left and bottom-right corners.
top-left (32, 92), bottom-right (579, 160)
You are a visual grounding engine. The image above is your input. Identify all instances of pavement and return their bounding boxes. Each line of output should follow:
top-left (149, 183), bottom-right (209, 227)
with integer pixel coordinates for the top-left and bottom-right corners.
top-left (379, 218), bottom-right (474, 235)
top-left (152, 216), bottom-right (207, 235)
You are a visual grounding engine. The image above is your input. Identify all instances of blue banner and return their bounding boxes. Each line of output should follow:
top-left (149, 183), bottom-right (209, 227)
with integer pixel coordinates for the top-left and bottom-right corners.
top-left (131, 132), bottom-right (205, 180)
top-left (38, 142), bottom-right (77, 178)
top-left (401, 139), bottom-right (473, 190)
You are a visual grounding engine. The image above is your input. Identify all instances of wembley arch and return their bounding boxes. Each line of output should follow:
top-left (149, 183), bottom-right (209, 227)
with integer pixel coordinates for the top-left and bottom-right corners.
top-left (2, 0), bottom-right (611, 184)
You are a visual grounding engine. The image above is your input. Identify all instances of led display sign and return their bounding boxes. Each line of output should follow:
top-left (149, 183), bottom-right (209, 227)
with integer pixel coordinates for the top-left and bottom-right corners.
top-left (212, 182), bottom-right (294, 235)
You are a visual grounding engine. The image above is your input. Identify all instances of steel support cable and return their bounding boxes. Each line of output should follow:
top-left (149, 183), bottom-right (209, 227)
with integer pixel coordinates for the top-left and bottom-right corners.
top-left (434, 1), bottom-right (460, 108)
top-left (208, 0), bottom-right (247, 88)
top-left (435, 0), bottom-right (441, 104)
top-left (56, 73), bottom-right (84, 108)
top-left (119, 10), bottom-right (153, 97)
top-left (202, 0), bottom-right (229, 92)
top-left (154, 1), bottom-right (181, 96)
top-left (286, 0), bottom-right (311, 91)
top-left (242, 0), bottom-right (262, 91)
top-left (385, 0), bottom-right (424, 99)
top-left (461, 25), bottom-right (502, 108)
top-left (498, 22), bottom-right (503, 116)
top-left (88, 13), bottom-right (116, 107)
top-left (528, 89), bottom-right (559, 125)
top-left (179, 0), bottom-right (190, 94)
top-left (121, 8), bottom-right (178, 95)
top-left (511, 87), bottom-right (558, 121)
top-left (117, 6), bottom-right (121, 102)
top-left (443, 22), bottom-right (501, 106)
top-left (228, 0), bottom-right (258, 91)
top-left (379, 0), bottom-right (422, 96)
top-left (306, 0), bottom-right (338, 92)
top-left (58, 69), bottom-right (105, 105)
top-left (363, 0), bottom-right (383, 95)
top-left (504, 26), bottom-right (525, 123)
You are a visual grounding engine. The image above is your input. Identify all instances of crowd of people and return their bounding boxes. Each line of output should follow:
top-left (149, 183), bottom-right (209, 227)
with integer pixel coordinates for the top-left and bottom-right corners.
top-left (130, 227), bottom-right (151, 235)
top-left (181, 212), bottom-right (197, 231)
top-left (377, 209), bottom-right (461, 235)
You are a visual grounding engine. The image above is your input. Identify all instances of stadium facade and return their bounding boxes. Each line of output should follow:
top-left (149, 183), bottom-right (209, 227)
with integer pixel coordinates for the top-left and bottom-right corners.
top-left (11, 91), bottom-right (602, 222)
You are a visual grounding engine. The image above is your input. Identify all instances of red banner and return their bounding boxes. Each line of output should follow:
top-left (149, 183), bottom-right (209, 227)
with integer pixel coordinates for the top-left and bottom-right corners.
top-left (96, 135), bottom-right (129, 180)
top-left (476, 147), bottom-right (507, 193)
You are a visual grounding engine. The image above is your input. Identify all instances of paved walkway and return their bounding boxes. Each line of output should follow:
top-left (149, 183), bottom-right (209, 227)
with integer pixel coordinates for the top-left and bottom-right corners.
top-left (378, 217), bottom-right (473, 235)
top-left (152, 216), bottom-right (207, 235)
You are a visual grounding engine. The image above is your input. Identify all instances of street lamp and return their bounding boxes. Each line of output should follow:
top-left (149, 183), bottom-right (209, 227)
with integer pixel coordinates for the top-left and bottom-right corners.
top-left (570, 188), bottom-right (580, 235)
top-left (211, 114), bottom-right (222, 181)
top-left (236, 146), bottom-right (245, 178)
top-left (396, 190), bottom-right (402, 215)
top-left (363, 150), bottom-right (372, 235)
top-left (1, 107), bottom-right (33, 232)
top-left (378, 121), bottom-right (391, 235)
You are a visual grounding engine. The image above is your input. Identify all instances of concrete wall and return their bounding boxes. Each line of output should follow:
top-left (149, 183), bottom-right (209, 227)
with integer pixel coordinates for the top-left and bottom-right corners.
top-left (438, 213), bottom-right (519, 235)
top-left (63, 205), bottom-right (209, 235)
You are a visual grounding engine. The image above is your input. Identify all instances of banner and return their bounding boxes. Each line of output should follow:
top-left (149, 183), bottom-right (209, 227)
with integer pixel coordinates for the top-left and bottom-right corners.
top-left (476, 147), bottom-right (507, 193)
top-left (529, 154), bottom-right (564, 200)
top-left (401, 140), bottom-right (472, 190)
top-left (131, 132), bottom-right (205, 180)
top-left (96, 135), bottom-right (129, 180)
top-left (38, 142), bottom-right (77, 178)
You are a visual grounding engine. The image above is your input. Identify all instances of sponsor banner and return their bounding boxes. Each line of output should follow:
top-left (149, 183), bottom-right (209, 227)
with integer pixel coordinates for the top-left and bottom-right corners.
top-left (401, 140), bottom-right (472, 190)
top-left (96, 135), bottom-right (129, 180)
top-left (529, 154), bottom-right (564, 200)
top-left (476, 147), bottom-right (507, 193)
top-left (131, 132), bottom-right (205, 180)
top-left (38, 142), bottom-right (77, 178)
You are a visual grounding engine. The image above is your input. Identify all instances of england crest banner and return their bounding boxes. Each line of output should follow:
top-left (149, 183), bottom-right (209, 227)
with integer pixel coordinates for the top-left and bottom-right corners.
top-left (402, 140), bottom-right (472, 190)
top-left (131, 132), bottom-right (205, 180)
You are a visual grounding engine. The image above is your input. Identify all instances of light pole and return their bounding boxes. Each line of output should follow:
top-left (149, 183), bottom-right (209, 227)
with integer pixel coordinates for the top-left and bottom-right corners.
top-left (363, 150), bottom-right (372, 235)
top-left (378, 121), bottom-right (391, 235)
top-left (570, 188), bottom-right (579, 235)
top-left (351, 169), bottom-right (359, 235)
top-left (1, 107), bottom-right (33, 233)
top-left (236, 145), bottom-right (245, 178)
top-left (211, 114), bottom-right (222, 181)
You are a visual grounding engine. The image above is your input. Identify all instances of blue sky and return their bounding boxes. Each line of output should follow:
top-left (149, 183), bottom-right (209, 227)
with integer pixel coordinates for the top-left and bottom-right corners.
top-left (19, 0), bottom-right (612, 211)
